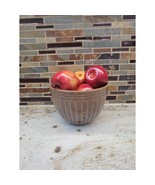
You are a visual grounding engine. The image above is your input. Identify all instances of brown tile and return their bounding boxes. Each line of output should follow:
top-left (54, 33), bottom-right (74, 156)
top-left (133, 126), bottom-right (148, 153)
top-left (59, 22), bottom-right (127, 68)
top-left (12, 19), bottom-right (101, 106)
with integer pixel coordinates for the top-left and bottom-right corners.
top-left (20, 88), bottom-right (49, 93)
top-left (21, 62), bottom-right (39, 67)
top-left (20, 55), bottom-right (47, 62)
top-left (93, 48), bottom-right (111, 53)
top-left (70, 54), bottom-right (83, 60)
top-left (25, 83), bottom-right (43, 88)
top-left (122, 28), bottom-right (135, 35)
top-left (130, 48), bottom-right (136, 52)
top-left (84, 54), bottom-right (99, 60)
top-left (107, 85), bottom-right (117, 91)
top-left (48, 55), bottom-right (64, 61)
top-left (121, 53), bottom-right (135, 60)
top-left (112, 22), bottom-right (134, 28)
top-left (46, 29), bottom-right (83, 37)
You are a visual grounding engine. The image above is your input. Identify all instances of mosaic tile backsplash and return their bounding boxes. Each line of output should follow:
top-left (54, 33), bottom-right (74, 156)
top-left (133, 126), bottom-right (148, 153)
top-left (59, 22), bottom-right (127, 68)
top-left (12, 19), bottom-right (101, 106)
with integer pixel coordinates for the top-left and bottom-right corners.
top-left (20, 15), bottom-right (136, 105)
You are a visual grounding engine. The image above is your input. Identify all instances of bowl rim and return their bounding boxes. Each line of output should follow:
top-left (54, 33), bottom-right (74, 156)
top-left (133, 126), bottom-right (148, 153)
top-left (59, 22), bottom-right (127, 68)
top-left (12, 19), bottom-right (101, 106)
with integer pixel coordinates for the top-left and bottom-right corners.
top-left (50, 83), bottom-right (108, 93)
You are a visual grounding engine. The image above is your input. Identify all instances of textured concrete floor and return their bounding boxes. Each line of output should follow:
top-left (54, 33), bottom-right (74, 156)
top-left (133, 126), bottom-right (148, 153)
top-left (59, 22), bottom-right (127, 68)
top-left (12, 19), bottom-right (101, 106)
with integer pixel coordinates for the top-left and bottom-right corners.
top-left (20, 104), bottom-right (135, 170)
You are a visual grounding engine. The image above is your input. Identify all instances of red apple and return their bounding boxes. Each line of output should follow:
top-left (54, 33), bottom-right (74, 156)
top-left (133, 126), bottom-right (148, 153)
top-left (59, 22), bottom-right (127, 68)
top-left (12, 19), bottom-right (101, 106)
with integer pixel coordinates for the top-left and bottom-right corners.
top-left (75, 71), bottom-right (85, 85)
top-left (85, 65), bottom-right (108, 88)
top-left (77, 83), bottom-right (93, 91)
top-left (51, 70), bottom-right (79, 90)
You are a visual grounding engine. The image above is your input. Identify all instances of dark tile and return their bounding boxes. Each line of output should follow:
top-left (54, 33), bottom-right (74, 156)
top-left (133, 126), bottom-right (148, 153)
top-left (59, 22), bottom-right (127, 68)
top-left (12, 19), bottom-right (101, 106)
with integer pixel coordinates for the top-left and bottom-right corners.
top-left (58, 61), bottom-right (74, 65)
top-left (112, 48), bottom-right (129, 52)
top-left (108, 76), bottom-right (118, 81)
top-left (130, 60), bottom-right (136, 63)
top-left (44, 93), bottom-right (51, 96)
top-left (20, 84), bottom-right (25, 87)
top-left (118, 85), bottom-right (135, 91)
top-left (110, 91), bottom-right (125, 94)
top-left (20, 78), bottom-right (49, 83)
top-left (119, 75), bottom-right (135, 81)
top-left (123, 15), bottom-right (136, 19)
top-left (47, 42), bottom-right (82, 49)
top-left (93, 36), bottom-right (111, 40)
top-left (122, 41), bottom-right (135, 47)
top-left (75, 37), bottom-right (92, 41)
top-left (39, 50), bottom-right (56, 54)
top-left (98, 53), bottom-right (120, 59)
top-left (131, 35), bottom-right (136, 39)
top-left (127, 81), bottom-right (135, 84)
top-left (20, 18), bottom-right (44, 24)
top-left (106, 96), bottom-right (116, 100)
top-left (20, 102), bottom-right (28, 105)
top-left (20, 97), bottom-right (51, 102)
top-left (93, 23), bottom-right (111, 27)
top-left (36, 25), bottom-right (54, 29)
top-left (126, 100), bottom-right (136, 103)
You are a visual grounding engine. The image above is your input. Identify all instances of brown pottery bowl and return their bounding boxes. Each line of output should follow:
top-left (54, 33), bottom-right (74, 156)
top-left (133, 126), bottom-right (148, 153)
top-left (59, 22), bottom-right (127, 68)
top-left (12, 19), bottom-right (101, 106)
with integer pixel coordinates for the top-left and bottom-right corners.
top-left (50, 84), bottom-right (108, 125)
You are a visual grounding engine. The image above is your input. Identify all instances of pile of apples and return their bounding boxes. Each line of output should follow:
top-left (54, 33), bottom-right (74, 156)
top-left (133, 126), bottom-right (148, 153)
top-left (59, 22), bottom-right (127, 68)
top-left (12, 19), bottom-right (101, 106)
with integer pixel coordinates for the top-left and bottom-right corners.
top-left (51, 65), bottom-right (108, 91)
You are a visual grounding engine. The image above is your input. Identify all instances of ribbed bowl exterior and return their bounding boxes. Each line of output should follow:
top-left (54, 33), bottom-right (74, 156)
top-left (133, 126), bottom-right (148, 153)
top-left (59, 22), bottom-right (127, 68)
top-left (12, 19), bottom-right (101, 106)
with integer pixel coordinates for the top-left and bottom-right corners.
top-left (50, 84), bottom-right (108, 125)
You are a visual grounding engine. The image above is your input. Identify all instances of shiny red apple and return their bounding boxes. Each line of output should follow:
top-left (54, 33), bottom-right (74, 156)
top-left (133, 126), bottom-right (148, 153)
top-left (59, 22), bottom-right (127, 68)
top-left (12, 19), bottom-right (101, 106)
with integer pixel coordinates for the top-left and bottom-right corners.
top-left (85, 65), bottom-right (108, 88)
top-left (77, 83), bottom-right (93, 91)
top-left (51, 70), bottom-right (79, 90)
top-left (75, 71), bottom-right (85, 85)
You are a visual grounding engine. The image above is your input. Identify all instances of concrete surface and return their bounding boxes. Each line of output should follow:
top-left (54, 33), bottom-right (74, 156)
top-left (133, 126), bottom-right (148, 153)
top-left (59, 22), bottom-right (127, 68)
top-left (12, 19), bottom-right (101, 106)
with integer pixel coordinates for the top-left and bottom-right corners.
top-left (20, 104), bottom-right (135, 170)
